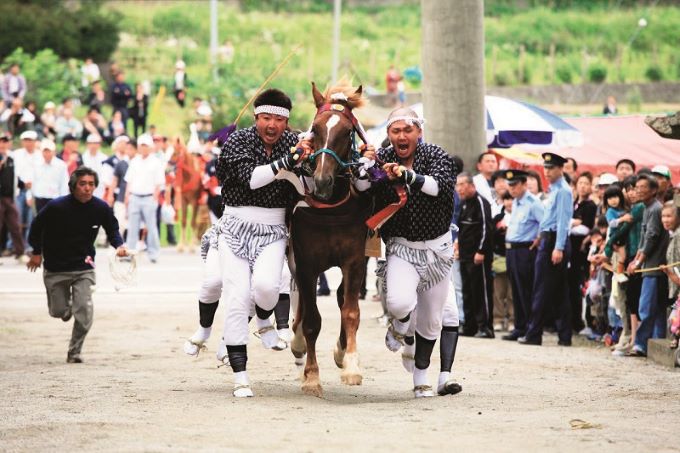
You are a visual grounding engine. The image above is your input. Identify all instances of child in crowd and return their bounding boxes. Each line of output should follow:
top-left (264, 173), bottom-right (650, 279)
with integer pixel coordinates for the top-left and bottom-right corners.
top-left (661, 203), bottom-right (680, 349)
top-left (585, 227), bottom-right (608, 339)
top-left (603, 185), bottom-right (628, 272)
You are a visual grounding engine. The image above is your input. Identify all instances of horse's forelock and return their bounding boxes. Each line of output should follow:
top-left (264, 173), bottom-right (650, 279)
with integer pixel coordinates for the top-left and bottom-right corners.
top-left (323, 81), bottom-right (365, 110)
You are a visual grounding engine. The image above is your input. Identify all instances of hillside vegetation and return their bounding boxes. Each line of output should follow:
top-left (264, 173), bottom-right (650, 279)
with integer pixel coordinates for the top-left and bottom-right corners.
top-left (102, 1), bottom-right (680, 131)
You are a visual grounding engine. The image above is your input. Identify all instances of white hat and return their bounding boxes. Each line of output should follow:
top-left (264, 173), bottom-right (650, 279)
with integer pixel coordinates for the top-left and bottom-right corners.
top-left (86, 134), bottom-right (102, 144)
top-left (651, 164), bottom-right (671, 179)
top-left (197, 102), bottom-right (212, 117)
top-left (20, 130), bottom-right (38, 140)
top-left (40, 139), bottom-right (56, 151)
top-left (111, 135), bottom-right (130, 147)
top-left (175, 60), bottom-right (186, 70)
top-left (44, 101), bottom-right (56, 110)
top-left (137, 134), bottom-right (154, 148)
top-left (597, 173), bottom-right (618, 186)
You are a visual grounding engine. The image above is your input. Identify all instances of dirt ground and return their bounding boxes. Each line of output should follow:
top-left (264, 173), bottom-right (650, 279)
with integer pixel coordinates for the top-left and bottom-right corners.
top-left (1, 250), bottom-right (678, 452)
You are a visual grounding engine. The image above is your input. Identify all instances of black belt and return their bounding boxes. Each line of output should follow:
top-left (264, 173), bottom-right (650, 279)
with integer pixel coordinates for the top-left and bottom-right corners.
top-left (540, 231), bottom-right (556, 239)
top-left (505, 242), bottom-right (532, 250)
top-left (131, 193), bottom-right (153, 197)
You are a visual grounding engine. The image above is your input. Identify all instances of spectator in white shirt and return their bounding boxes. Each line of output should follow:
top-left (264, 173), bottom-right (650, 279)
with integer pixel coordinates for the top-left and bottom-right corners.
top-left (124, 134), bottom-right (164, 262)
top-left (32, 139), bottom-right (69, 212)
top-left (2, 64), bottom-right (27, 107)
top-left (40, 101), bottom-right (57, 139)
top-left (473, 151), bottom-right (502, 216)
top-left (10, 130), bottom-right (40, 247)
top-left (82, 134), bottom-right (107, 199)
top-left (55, 107), bottom-right (83, 142)
top-left (81, 58), bottom-right (101, 88)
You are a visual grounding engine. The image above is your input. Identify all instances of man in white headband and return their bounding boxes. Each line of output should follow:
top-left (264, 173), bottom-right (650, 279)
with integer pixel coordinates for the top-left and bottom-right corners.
top-left (371, 107), bottom-right (461, 398)
top-left (213, 88), bottom-right (312, 397)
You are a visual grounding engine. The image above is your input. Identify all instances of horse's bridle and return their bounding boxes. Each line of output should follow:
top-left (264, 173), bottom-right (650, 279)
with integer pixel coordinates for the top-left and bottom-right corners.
top-left (304, 102), bottom-right (369, 174)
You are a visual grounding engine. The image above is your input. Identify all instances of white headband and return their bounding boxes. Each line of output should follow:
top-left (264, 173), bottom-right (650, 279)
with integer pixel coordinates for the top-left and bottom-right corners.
top-left (254, 105), bottom-right (290, 118)
top-left (386, 115), bottom-right (425, 130)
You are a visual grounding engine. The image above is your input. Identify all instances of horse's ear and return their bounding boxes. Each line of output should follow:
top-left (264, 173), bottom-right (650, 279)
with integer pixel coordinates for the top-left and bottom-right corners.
top-left (354, 85), bottom-right (363, 97)
top-left (311, 81), bottom-right (325, 108)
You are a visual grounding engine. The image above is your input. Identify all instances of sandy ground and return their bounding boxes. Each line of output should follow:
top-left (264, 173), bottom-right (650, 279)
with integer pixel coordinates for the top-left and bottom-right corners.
top-left (1, 249), bottom-right (678, 453)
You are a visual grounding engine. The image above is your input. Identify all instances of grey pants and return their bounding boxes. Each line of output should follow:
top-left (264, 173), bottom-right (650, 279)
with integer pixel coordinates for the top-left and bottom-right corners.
top-left (43, 270), bottom-right (95, 356)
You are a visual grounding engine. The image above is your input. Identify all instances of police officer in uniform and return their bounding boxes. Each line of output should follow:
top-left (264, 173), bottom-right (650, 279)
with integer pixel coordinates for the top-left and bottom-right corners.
top-left (500, 170), bottom-right (544, 341)
top-left (519, 153), bottom-right (574, 346)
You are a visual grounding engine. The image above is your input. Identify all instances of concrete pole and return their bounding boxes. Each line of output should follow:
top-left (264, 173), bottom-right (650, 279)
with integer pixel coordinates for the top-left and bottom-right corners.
top-left (421, 0), bottom-right (486, 171)
top-left (331, 0), bottom-right (342, 83)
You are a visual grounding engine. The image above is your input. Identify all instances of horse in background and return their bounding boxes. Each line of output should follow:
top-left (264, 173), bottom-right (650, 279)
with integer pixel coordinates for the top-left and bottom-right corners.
top-left (172, 135), bottom-right (204, 252)
top-left (288, 80), bottom-right (370, 397)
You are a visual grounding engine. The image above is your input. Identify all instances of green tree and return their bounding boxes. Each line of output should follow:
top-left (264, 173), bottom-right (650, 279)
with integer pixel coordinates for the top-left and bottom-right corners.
top-left (3, 48), bottom-right (81, 108)
top-left (0, 0), bottom-right (120, 62)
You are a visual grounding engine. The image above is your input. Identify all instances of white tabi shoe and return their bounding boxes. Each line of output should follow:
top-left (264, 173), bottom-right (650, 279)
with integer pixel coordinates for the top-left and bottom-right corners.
top-left (413, 385), bottom-right (435, 398)
top-left (216, 340), bottom-right (229, 367)
top-left (437, 380), bottom-right (463, 396)
top-left (401, 342), bottom-right (415, 373)
top-left (255, 325), bottom-right (288, 351)
top-left (385, 322), bottom-right (406, 352)
top-left (233, 384), bottom-right (253, 398)
top-left (183, 327), bottom-right (211, 357)
top-left (277, 327), bottom-right (293, 343)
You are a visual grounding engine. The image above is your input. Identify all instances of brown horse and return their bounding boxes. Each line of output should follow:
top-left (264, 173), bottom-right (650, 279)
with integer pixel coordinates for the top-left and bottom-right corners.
top-left (289, 81), bottom-right (370, 397)
top-left (172, 137), bottom-right (204, 252)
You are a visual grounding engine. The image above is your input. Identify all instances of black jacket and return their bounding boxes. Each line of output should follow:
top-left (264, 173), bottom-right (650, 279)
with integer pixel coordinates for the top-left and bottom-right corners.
top-left (458, 192), bottom-right (493, 261)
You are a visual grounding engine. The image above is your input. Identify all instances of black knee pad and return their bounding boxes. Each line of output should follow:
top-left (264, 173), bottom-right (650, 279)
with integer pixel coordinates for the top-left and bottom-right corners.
top-left (255, 304), bottom-right (274, 321)
top-left (414, 331), bottom-right (436, 370)
top-left (226, 344), bottom-right (247, 373)
top-left (198, 300), bottom-right (219, 328)
top-left (274, 294), bottom-right (290, 329)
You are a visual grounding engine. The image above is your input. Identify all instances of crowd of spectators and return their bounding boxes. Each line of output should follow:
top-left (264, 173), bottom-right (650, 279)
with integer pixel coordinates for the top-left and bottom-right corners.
top-left (454, 151), bottom-right (679, 358)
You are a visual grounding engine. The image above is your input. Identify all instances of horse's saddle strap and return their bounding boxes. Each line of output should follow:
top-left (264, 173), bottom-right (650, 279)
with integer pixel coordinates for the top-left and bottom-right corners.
top-left (365, 186), bottom-right (408, 231)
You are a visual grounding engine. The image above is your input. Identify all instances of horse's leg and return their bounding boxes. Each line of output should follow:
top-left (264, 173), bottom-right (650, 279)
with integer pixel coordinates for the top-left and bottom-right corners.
top-left (339, 259), bottom-right (365, 386)
top-left (288, 249), bottom-right (306, 372)
top-left (188, 199), bottom-right (199, 253)
top-left (333, 278), bottom-right (347, 368)
top-left (177, 198), bottom-right (186, 252)
top-left (298, 269), bottom-right (323, 397)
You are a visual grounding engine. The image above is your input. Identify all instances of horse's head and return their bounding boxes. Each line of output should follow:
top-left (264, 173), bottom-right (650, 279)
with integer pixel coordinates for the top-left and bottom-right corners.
top-left (309, 80), bottom-right (365, 201)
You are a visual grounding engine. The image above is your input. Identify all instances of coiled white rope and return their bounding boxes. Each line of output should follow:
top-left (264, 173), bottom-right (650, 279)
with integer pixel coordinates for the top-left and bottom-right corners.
top-left (108, 249), bottom-right (138, 291)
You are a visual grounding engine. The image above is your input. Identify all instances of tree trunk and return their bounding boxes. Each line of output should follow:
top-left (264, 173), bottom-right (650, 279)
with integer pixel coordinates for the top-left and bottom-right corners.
top-left (421, 0), bottom-right (486, 172)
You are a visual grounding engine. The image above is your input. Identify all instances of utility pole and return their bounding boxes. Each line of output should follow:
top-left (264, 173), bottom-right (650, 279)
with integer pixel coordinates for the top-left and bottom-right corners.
top-left (421, 0), bottom-right (486, 170)
top-left (331, 0), bottom-right (342, 83)
top-left (210, 0), bottom-right (219, 82)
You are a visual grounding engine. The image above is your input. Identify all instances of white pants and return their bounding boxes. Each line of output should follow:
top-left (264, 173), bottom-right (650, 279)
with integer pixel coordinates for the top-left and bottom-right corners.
top-left (198, 247), bottom-right (222, 303)
top-left (386, 254), bottom-right (451, 340)
top-left (126, 195), bottom-right (160, 260)
top-left (219, 235), bottom-right (287, 345)
top-left (441, 279), bottom-right (460, 328)
top-left (450, 259), bottom-right (465, 325)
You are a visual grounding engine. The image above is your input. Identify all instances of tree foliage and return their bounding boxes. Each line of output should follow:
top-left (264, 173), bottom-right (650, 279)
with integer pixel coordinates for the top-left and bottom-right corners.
top-left (2, 48), bottom-right (81, 109)
top-left (0, 0), bottom-right (120, 62)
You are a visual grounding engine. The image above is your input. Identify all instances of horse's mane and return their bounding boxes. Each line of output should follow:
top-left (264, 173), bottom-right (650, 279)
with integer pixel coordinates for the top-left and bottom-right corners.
top-left (323, 78), bottom-right (366, 109)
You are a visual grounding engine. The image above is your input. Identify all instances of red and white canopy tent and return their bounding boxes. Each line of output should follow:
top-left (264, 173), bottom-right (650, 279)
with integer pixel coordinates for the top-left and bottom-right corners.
top-left (493, 115), bottom-right (680, 183)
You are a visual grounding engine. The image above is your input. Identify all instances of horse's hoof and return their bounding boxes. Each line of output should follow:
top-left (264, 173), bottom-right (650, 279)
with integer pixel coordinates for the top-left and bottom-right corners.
top-left (341, 372), bottom-right (363, 386)
top-left (176, 245), bottom-right (185, 253)
top-left (301, 382), bottom-right (323, 397)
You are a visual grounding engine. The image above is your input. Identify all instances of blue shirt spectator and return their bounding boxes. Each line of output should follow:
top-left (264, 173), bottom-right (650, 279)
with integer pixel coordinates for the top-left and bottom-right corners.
top-left (539, 176), bottom-right (573, 251)
top-left (506, 190), bottom-right (544, 243)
